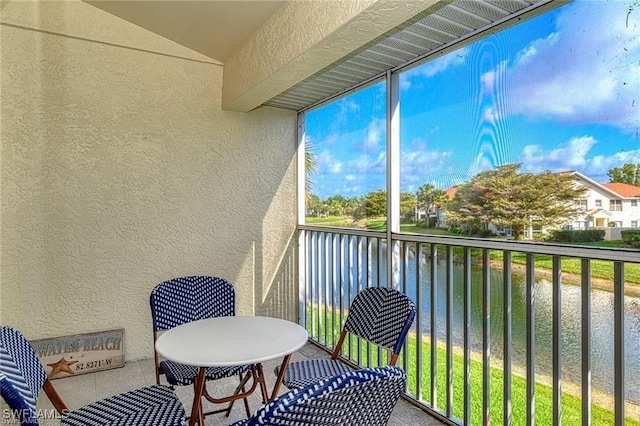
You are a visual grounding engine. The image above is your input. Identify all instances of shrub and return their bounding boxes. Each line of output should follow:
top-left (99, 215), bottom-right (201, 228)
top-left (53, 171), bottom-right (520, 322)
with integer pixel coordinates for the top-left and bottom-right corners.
top-left (621, 229), bottom-right (640, 248)
top-left (549, 229), bottom-right (605, 242)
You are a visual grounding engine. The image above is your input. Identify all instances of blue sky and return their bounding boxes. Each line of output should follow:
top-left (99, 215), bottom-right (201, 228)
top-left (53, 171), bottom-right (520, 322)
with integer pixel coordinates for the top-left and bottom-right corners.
top-left (306, 0), bottom-right (640, 200)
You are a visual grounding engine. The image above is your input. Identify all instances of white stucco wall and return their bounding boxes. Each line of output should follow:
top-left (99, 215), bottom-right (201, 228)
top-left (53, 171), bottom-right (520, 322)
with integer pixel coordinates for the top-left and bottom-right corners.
top-left (1, 0), bottom-right (297, 361)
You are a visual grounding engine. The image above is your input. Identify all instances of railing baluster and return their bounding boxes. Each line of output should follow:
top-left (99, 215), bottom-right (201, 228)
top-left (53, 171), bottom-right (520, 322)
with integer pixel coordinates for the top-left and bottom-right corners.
top-left (324, 232), bottom-right (330, 345)
top-left (377, 237), bottom-right (383, 366)
top-left (504, 251), bottom-right (513, 426)
top-left (614, 261), bottom-right (625, 426)
top-left (526, 252), bottom-right (536, 426)
top-left (446, 245), bottom-right (453, 418)
top-left (463, 247), bottom-right (471, 426)
top-left (416, 243), bottom-right (423, 402)
top-left (306, 232), bottom-right (311, 335)
top-left (483, 249), bottom-right (491, 426)
top-left (366, 237), bottom-right (373, 367)
top-left (347, 234), bottom-right (354, 359)
top-left (430, 243), bottom-right (438, 409)
top-left (356, 235), bottom-right (362, 365)
top-left (331, 233), bottom-right (338, 348)
top-left (581, 258), bottom-right (591, 426)
top-left (552, 255), bottom-right (562, 426)
top-left (313, 231), bottom-right (319, 340)
top-left (402, 241), bottom-right (410, 376)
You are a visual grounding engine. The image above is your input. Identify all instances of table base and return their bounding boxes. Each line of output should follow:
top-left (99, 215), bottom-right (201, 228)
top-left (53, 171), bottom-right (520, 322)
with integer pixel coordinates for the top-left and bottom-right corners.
top-left (190, 354), bottom-right (293, 426)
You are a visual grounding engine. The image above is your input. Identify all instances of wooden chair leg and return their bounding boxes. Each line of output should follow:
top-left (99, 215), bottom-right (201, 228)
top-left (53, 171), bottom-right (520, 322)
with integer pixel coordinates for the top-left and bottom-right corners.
top-left (241, 372), bottom-right (251, 417)
top-left (42, 380), bottom-right (68, 415)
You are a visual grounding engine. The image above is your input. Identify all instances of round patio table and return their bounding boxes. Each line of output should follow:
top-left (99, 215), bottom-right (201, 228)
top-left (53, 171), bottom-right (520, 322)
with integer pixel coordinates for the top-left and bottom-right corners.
top-left (155, 316), bottom-right (308, 425)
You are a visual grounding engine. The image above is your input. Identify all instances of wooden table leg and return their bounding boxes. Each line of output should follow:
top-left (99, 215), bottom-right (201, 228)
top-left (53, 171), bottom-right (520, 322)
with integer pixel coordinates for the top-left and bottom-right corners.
top-left (254, 363), bottom-right (270, 404)
top-left (270, 354), bottom-right (292, 401)
top-left (190, 367), bottom-right (207, 426)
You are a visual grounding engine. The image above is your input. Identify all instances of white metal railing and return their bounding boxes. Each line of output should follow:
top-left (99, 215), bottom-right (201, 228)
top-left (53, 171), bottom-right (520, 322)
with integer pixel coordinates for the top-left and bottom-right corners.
top-left (298, 225), bottom-right (640, 426)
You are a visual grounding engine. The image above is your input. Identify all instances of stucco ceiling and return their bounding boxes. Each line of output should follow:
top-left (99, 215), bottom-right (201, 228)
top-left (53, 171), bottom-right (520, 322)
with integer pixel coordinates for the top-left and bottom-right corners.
top-left (86, 0), bottom-right (286, 63)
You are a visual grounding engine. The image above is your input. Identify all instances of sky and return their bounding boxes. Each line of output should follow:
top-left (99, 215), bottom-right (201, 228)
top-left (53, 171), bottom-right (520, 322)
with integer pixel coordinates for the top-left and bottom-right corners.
top-left (305, 0), bottom-right (640, 200)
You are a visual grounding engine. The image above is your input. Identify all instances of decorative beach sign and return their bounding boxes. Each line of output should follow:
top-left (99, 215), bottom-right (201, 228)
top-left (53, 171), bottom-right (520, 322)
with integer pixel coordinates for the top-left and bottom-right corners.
top-left (30, 329), bottom-right (125, 379)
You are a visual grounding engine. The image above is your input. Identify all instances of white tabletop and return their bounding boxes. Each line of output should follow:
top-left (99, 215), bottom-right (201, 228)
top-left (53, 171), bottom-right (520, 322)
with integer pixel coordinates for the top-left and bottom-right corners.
top-left (155, 316), bottom-right (308, 367)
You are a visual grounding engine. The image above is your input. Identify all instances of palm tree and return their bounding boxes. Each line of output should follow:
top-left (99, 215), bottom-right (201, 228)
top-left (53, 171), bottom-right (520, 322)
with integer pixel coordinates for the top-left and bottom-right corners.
top-left (416, 183), bottom-right (447, 228)
top-left (305, 136), bottom-right (318, 203)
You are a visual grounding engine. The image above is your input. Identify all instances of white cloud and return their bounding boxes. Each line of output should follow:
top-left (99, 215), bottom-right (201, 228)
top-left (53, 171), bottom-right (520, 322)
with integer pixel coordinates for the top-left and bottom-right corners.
top-left (520, 136), bottom-right (596, 173)
top-left (501, 1), bottom-right (640, 130)
top-left (348, 152), bottom-right (386, 174)
top-left (330, 98), bottom-right (362, 131)
top-left (400, 47), bottom-right (469, 91)
top-left (400, 138), bottom-right (454, 188)
top-left (419, 47), bottom-right (469, 77)
top-left (316, 149), bottom-right (343, 174)
top-left (519, 135), bottom-right (640, 180)
top-left (363, 118), bottom-right (384, 152)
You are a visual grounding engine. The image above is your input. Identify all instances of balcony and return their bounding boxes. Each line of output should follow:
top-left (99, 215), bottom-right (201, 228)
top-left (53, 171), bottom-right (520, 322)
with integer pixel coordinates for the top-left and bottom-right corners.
top-left (2, 1), bottom-right (639, 426)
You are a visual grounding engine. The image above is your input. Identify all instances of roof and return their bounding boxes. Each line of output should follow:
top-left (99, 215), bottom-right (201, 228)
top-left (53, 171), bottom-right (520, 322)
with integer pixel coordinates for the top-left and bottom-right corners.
top-left (601, 182), bottom-right (640, 198)
top-left (585, 208), bottom-right (613, 218)
top-left (445, 186), bottom-right (458, 199)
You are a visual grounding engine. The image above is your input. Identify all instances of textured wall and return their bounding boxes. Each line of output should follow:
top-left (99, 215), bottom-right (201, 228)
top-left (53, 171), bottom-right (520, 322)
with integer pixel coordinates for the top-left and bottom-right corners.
top-left (0, 0), bottom-right (297, 361)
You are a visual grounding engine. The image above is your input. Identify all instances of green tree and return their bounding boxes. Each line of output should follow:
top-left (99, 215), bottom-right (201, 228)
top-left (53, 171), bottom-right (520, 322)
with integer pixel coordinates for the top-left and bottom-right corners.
top-left (416, 183), bottom-right (447, 227)
top-left (400, 192), bottom-right (417, 221)
top-left (306, 193), bottom-right (323, 217)
top-left (446, 164), bottom-right (587, 240)
top-left (344, 197), bottom-right (362, 218)
top-left (363, 190), bottom-right (387, 218)
top-left (607, 163), bottom-right (640, 186)
top-left (325, 195), bottom-right (347, 216)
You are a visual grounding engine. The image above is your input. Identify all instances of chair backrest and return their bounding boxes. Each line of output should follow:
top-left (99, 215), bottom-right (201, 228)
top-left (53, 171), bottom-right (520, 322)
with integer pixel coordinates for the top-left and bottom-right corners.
top-left (150, 276), bottom-right (236, 332)
top-left (343, 287), bottom-right (416, 356)
top-left (0, 326), bottom-right (47, 426)
top-left (246, 366), bottom-right (406, 425)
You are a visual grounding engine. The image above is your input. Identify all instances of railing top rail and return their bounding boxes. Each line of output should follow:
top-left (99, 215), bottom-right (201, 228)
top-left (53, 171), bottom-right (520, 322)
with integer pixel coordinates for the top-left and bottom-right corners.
top-left (298, 225), bottom-right (640, 263)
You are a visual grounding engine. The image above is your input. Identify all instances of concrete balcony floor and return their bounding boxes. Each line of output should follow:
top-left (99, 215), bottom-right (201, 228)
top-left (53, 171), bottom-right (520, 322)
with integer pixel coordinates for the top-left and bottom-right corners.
top-left (34, 342), bottom-right (446, 425)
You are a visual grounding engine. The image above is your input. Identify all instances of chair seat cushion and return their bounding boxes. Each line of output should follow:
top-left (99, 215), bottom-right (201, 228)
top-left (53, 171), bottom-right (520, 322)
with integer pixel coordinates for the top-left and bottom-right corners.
top-left (61, 384), bottom-right (186, 426)
top-left (161, 360), bottom-right (250, 386)
top-left (278, 359), bottom-right (353, 389)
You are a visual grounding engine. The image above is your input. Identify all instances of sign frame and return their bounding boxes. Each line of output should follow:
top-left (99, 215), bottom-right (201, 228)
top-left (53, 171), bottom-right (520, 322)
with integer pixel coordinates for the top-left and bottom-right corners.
top-left (30, 329), bottom-right (125, 379)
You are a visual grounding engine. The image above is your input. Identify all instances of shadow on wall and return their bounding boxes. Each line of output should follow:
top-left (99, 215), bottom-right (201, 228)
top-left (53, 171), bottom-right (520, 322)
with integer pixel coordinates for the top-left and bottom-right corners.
top-left (255, 232), bottom-right (298, 323)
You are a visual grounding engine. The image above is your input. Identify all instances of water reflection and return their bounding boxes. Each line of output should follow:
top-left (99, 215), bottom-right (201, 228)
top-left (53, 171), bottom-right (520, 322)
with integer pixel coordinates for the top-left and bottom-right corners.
top-left (405, 255), bottom-right (640, 403)
top-left (311, 240), bottom-right (640, 404)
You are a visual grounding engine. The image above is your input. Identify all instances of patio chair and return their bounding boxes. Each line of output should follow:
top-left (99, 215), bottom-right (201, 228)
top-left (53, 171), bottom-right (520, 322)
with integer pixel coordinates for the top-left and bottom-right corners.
top-left (231, 365), bottom-right (406, 426)
top-left (276, 286), bottom-right (416, 389)
top-left (0, 325), bottom-right (186, 426)
top-left (150, 275), bottom-right (252, 417)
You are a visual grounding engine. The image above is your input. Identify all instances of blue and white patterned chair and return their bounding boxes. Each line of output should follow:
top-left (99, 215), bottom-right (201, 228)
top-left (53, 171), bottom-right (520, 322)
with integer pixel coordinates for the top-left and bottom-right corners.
top-left (231, 366), bottom-right (406, 426)
top-left (277, 286), bottom-right (416, 390)
top-left (150, 275), bottom-right (252, 417)
top-left (0, 325), bottom-right (186, 426)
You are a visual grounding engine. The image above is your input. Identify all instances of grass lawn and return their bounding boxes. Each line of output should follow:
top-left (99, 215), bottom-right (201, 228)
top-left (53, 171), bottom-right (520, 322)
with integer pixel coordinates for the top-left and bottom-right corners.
top-left (306, 216), bottom-right (351, 226)
top-left (497, 251), bottom-right (640, 285)
top-left (399, 333), bottom-right (639, 426)
top-left (309, 308), bottom-right (638, 425)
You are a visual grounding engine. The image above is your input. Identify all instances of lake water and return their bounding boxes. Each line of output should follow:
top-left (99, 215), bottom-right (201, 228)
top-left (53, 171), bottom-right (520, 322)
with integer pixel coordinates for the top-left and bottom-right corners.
top-left (313, 241), bottom-right (640, 403)
top-left (402, 258), bottom-right (640, 404)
